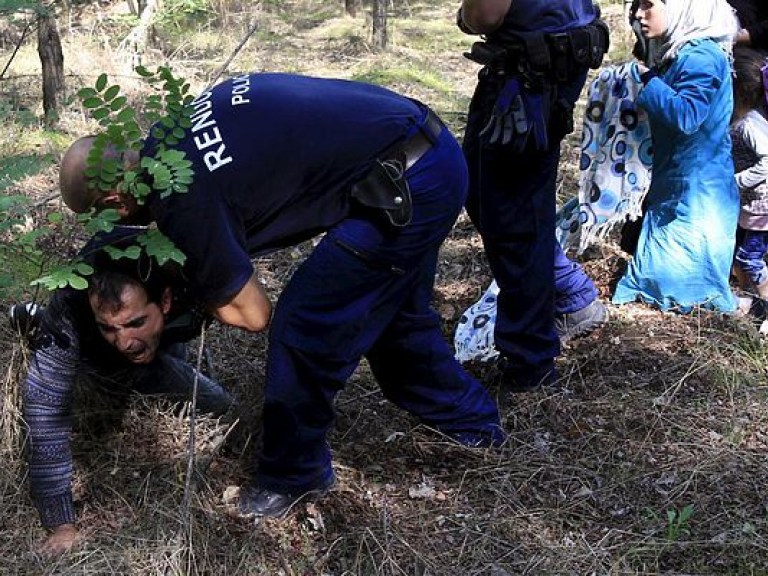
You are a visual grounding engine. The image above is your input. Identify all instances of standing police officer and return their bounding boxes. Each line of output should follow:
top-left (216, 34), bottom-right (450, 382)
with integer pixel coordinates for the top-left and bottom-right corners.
top-left (457, 1), bottom-right (610, 391)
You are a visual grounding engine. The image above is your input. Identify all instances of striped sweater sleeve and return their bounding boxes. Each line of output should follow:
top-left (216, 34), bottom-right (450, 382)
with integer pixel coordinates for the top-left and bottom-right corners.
top-left (22, 310), bottom-right (81, 528)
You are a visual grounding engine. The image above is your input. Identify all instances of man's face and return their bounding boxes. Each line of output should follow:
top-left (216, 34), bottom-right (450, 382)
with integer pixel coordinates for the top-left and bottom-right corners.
top-left (89, 283), bottom-right (171, 364)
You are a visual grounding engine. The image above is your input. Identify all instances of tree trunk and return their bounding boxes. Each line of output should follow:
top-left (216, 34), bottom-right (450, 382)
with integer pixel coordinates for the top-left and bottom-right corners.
top-left (37, 11), bottom-right (65, 125)
top-left (344, 0), bottom-right (358, 17)
top-left (119, 0), bottom-right (161, 69)
top-left (372, 0), bottom-right (387, 51)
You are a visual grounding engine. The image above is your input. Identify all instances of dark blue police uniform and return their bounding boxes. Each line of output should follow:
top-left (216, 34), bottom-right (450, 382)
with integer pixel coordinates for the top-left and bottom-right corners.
top-left (461, 1), bottom-right (607, 384)
top-left (142, 73), bottom-right (504, 494)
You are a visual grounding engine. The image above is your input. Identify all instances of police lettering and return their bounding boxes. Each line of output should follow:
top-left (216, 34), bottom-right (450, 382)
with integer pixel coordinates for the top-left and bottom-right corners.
top-left (190, 90), bottom-right (233, 172)
top-left (231, 73), bottom-right (251, 106)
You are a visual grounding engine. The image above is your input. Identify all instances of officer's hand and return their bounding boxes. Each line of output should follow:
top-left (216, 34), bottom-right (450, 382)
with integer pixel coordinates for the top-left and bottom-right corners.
top-left (38, 524), bottom-right (80, 557)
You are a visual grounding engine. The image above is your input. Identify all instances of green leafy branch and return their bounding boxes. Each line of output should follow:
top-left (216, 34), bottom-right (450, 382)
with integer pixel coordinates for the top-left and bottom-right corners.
top-left (33, 66), bottom-right (195, 291)
top-left (81, 67), bottom-right (195, 204)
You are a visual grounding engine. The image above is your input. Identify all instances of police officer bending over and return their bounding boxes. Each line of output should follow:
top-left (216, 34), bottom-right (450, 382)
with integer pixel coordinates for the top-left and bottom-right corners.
top-left (58, 73), bottom-right (506, 522)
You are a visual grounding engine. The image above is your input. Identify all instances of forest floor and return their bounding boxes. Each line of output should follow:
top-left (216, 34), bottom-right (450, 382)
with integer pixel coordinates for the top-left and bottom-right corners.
top-left (2, 1), bottom-right (768, 575)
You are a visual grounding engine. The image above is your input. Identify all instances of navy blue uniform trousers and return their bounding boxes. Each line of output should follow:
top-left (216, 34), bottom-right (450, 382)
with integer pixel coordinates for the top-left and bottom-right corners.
top-left (464, 71), bottom-right (596, 373)
top-left (257, 126), bottom-right (504, 492)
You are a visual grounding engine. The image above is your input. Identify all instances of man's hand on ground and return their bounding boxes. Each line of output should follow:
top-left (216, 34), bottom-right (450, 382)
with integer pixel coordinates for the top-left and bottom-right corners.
top-left (39, 523), bottom-right (80, 557)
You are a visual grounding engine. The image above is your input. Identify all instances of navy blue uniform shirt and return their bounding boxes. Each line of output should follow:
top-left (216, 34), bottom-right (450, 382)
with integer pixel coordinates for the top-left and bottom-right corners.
top-left (143, 73), bottom-right (430, 305)
top-left (488, 0), bottom-right (597, 39)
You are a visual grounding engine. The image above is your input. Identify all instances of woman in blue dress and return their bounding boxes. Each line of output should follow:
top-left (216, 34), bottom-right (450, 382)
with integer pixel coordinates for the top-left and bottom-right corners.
top-left (613, 0), bottom-right (740, 312)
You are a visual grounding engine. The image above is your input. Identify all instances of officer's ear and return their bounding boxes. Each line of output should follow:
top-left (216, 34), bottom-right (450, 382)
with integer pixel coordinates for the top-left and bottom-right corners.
top-left (160, 287), bottom-right (173, 315)
top-left (96, 190), bottom-right (139, 219)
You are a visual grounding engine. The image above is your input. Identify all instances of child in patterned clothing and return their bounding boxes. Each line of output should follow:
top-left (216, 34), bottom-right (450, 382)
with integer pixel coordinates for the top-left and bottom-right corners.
top-left (731, 47), bottom-right (768, 305)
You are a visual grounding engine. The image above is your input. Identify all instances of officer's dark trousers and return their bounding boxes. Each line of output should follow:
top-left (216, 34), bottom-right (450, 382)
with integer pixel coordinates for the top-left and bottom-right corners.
top-left (464, 71), bottom-right (596, 373)
top-left (257, 127), bottom-right (504, 493)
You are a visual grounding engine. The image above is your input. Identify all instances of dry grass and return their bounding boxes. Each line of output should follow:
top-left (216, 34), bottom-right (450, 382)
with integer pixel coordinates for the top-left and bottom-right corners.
top-left (3, 1), bottom-right (768, 574)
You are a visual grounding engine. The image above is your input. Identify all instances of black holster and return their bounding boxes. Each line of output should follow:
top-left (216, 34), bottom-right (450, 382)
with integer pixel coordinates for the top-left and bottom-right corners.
top-left (351, 156), bottom-right (412, 227)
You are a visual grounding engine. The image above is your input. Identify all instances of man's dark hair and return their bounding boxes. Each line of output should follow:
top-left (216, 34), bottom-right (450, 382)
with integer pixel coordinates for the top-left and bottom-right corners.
top-left (86, 247), bottom-right (171, 312)
top-left (87, 269), bottom-right (166, 312)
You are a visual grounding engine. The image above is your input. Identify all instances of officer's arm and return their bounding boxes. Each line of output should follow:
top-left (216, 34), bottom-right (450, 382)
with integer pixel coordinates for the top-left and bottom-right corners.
top-left (460, 0), bottom-right (511, 34)
top-left (210, 273), bottom-right (272, 332)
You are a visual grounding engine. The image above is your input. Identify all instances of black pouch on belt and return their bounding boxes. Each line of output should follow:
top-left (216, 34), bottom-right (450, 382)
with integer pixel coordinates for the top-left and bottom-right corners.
top-left (350, 154), bottom-right (413, 227)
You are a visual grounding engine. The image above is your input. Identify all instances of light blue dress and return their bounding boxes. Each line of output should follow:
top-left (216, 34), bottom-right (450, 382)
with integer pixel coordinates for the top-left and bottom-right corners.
top-left (613, 39), bottom-right (739, 312)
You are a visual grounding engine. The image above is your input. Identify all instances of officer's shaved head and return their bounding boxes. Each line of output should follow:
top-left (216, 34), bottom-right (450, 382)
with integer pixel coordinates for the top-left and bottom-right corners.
top-left (59, 136), bottom-right (103, 213)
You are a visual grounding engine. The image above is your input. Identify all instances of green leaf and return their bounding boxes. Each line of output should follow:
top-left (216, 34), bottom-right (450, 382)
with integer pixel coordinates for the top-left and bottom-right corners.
top-left (75, 262), bottom-right (94, 275)
top-left (69, 275), bottom-right (89, 290)
top-left (135, 65), bottom-right (153, 77)
top-left (110, 96), bottom-right (128, 111)
top-left (103, 84), bottom-right (120, 102)
top-left (84, 209), bottom-right (120, 234)
top-left (134, 182), bottom-right (151, 197)
top-left (82, 96), bottom-right (103, 109)
top-left (105, 125), bottom-right (123, 141)
top-left (116, 107), bottom-right (135, 123)
top-left (92, 107), bottom-right (110, 121)
top-left (95, 73), bottom-right (108, 92)
top-left (667, 510), bottom-right (676, 523)
top-left (138, 229), bottom-right (186, 266)
top-left (78, 87), bottom-right (98, 99)
top-left (104, 244), bottom-right (142, 260)
top-left (100, 158), bottom-right (120, 173)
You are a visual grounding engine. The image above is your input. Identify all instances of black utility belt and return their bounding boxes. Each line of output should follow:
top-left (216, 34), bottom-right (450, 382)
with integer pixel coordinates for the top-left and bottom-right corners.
top-left (350, 109), bottom-right (443, 227)
top-left (465, 19), bottom-right (610, 82)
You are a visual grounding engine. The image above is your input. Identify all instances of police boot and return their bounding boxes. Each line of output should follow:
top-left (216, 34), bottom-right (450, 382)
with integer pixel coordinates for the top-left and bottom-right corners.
top-left (237, 473), bottom-right (336, 520)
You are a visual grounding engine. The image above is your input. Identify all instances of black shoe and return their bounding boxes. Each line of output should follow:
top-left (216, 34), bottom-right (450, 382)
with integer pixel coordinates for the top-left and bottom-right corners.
top-left (238, 473), bottom-right (336, 519)
top-left (492, 357), bottom-right (558, 393)
top-left (555, 300), bottom-right (608, 343)
top-left (8, 302), bottom-right (41, 337)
